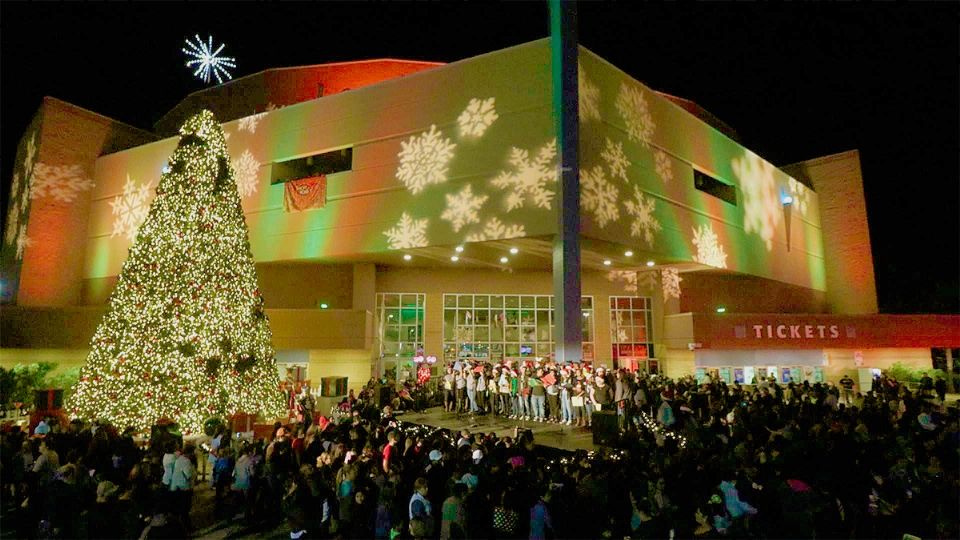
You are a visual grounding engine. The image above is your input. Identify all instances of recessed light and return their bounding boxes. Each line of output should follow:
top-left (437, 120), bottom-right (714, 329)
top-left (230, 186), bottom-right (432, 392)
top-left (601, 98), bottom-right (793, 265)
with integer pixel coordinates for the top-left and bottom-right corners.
top-left (781, 195), bottom-right (794, 205)
top-left (320, 303), bottom-right (329, 309)
top-left (624, 250), bottom-right (634, 257)
top-left (509, 247), bottom-right (519, 255)
top-left (716, 306), bottom-right (727, 313)
top-left (450, 255), bottom-right (459, 262)
top-left (455, 246), bottom-right (464, 253)
top-left (499, 256), bottom-right (509, 263)
top-left (603, 259), bottom-right (612, 266)
top-left (582, 312), bottom-right (590, 317)
top-left (403, 254), bottom-right (412, 261)
top-left (646, 260), bottom-right (655, 267)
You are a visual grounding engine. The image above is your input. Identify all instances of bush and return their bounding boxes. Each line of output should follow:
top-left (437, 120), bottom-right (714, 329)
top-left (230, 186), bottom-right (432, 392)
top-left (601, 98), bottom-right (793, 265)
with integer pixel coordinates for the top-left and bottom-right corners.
top-left (886, 362), bottom-right (945, 384)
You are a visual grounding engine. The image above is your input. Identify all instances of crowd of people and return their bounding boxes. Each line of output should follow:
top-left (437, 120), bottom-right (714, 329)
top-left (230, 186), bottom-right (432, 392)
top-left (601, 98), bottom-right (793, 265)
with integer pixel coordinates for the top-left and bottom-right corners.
top-left (1, 366), bottom-right (957, 539)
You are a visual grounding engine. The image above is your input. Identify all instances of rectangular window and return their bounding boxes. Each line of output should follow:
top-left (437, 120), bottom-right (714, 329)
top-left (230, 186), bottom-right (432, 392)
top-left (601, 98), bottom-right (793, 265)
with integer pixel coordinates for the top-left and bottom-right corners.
top-left (376, 293), bottom-right (426, 384)
top-left (694, 169), bottom-right (737, 206)
top-left (442, 294), bottom-right (594, 363)
top-left (610, 296), bottom-right (656, 372)
top-left (270, 147), bottom-right (353, 184)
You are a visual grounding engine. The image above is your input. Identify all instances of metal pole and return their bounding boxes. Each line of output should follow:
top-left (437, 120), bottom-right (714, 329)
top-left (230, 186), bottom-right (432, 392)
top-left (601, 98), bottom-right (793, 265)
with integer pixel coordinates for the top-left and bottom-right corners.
top-left (550, 0), bottom-right (583, 364)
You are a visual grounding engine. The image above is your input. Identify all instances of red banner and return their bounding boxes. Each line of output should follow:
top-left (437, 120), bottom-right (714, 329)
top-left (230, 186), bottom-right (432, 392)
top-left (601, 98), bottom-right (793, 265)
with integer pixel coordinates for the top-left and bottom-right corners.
top-left (284, 175), bottom-right (326, 212)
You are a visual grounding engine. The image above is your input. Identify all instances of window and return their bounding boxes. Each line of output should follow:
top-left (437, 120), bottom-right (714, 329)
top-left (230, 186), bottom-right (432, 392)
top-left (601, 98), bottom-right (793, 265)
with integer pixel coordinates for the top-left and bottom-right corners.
top-left (270, 147), bottom-right (353, 184)
top-left (376, 293), bottom-right (426, 383)
top-left (694, 169), bottom-right (737, 206)
top-left (442, 294), bottom-right (594, 363)
top-left (610, 296), bottom-right (656, 372)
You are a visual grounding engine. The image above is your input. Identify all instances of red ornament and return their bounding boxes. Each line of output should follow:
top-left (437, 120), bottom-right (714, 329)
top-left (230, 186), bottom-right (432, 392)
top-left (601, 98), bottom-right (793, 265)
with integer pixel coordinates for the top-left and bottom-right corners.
top-left (145, 391), bottom-right (153, 398)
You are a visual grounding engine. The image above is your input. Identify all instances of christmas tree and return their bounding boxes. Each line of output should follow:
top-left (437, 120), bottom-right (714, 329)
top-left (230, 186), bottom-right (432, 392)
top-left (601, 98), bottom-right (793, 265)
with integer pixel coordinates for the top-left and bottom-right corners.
top-left (68, 110), bottom-right (284, 434)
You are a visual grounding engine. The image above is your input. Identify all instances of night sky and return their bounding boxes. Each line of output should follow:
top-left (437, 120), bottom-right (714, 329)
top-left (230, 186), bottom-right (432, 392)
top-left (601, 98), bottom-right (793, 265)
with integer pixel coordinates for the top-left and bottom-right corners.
top-left (2, 3), bottom-right (957, 313)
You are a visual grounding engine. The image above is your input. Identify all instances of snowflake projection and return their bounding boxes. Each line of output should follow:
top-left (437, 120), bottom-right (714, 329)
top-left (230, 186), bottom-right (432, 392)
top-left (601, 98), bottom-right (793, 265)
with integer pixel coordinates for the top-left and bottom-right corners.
top-left (616, 83), bottom-right (655, 146)
top-left (464, 217), bottom-right (526, 242)
top-left (457, 97), bottom-right (498, 139)
top-left (578, 61), bottom-right (601, 122)
top-left (654, 149), bottom-right (673, 183)
top-left (490, 139), bottom-right (557, 211)
top-left (109, 175), bottom-right (153, 241)
top-left (183, 34), bottom-right (236, 84)
top-left (265, 102), bottom-right (280, 112)
top-left (383, 212), bottom-right (429, 249)
top-left (29, 163), bottom-right (95, 202)
top-left (15, 224), bottom-right (31, 260)
top-left (396, 125), bottom-right (457, 195)
top-left (232, 150), bottom-right (261, 198)
top-left (601, 138), bottom-right (630, 182)
top-left (5, 199), bottom-right (20, 245)
top-left (732, 153), bottom-right (781, 251)
top-left (788, 177), bottom-right (810, 217)
top-left (624, 185), bottom-right (661, 246)
top-left (23, 136), bottom-right (37, 176)
top-left (691, 224), bottom-right (728, 269)
top-left (661, 267), bottom-right (682, 302)
top-left (606, 270), bottom-right (638, 293)
top-left (441, 184), bottom-right (488, 232)
top-left (581, 166), bottom-right (620, 228)
top-left (238, 112), bottom-right (266, 134)
top-left (637, 270), bottom-right (659, 292)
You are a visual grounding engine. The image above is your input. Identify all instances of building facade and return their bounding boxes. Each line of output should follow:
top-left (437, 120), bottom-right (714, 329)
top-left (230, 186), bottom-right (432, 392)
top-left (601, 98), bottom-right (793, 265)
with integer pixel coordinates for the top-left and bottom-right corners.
top-left (2, 40), bottom-right (957, 395)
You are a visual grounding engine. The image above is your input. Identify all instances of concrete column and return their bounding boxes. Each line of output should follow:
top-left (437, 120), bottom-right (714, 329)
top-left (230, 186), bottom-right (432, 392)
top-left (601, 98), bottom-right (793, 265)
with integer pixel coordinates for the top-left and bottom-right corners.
top-left (352, 263), bottom-right (376, 312)
top-left (550, 0), bottom-right (582, 364)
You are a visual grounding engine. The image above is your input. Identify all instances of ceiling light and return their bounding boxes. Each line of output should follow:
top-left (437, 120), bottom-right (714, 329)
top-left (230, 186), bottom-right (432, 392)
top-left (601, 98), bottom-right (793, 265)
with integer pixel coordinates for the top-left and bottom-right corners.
top-left (509, 247), bottom-right (519, 254)
top-left (450, 255), bottom-right (459, 262)
top-left (716, 306), bottom-right (727, 313)
top-left (624, 250), bottom-right (634, 257)
top-left (646, 260), bottom-right (655, 267)
top-left (403, 254), bottom-right (412, 261)
top-left (781, 195), bottom-right (794, 205)
top-left (455, 245), bottom-right (464, 253)
top-left (320, 303), bottom-right (329, 309)
top-left (499, 256), bottom-right (509, 263)
top-left (603, 259), bottom-right (612, 266)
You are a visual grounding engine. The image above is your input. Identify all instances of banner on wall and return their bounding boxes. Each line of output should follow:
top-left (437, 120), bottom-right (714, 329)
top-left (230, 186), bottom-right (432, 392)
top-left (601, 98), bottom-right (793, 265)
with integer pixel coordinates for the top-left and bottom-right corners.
top-left (283, 175), bottom-right (326, 212)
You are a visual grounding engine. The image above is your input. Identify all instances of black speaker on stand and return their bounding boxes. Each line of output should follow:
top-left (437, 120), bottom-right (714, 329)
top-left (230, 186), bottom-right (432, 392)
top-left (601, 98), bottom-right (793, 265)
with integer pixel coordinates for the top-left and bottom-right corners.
top-left (592, 410), bottom-right (619, 447)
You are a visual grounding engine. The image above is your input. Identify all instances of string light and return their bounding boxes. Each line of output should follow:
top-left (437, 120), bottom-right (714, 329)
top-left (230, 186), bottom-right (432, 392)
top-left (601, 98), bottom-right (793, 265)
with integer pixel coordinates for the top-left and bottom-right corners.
top-left (183, 35), bottom-right (236, 85)
top-left (66, 110), bottom-right (285, 434)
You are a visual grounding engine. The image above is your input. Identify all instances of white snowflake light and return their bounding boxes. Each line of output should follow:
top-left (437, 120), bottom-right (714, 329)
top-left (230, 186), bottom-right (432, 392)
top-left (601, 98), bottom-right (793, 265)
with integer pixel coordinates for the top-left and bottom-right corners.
top-left (601, 138), bottom-right (631, 182)
top-left (457, 98), bottom-right (499, 139)
top-left (464, 217), bottom-right (526, 242)
top-left (616, 83), bottom-right (655, 147)
top-left (692, 224), bottom-right (728, 269)
top-left (23, 136), bottom-right (37, 177)
top-left (624, 185), bottom-right (661, 246)
top-left (396, 125), bottom-right (457, 195)
top-left (654, 149), bottom-right (673, 183)
top-left (232, 150), bottom-right (261, 198)
top-left (732, 153), bottom-right (781, 251)
top-left (788, 177), bottom-right (809, 216)
top-left (606, 270), bottom-right (638, 293)
top-left (491, 139), bottom-right (557, 211)
top-left (581, 166), bottom-right (620, 228)
top-left (4, 200), bottom-right (20, 245)
top-left (110, 175), bottom-right (153, 241)
top-left (30, 163), bottom-right (95, 202)
top-left (384, 212), bottom-right (429, 249)
top-left (661, 267), bottom-right (682, 302)
top-left (15, 224), bottom-right (31, 260)
top-left (183, 34), bottom-right (236, 84)
top-left (441, 184), bottom-right (488, 232)
top-left (238, 112), bottom-right (266, 134)
top-left (578, 62), bottom-right (601, 123)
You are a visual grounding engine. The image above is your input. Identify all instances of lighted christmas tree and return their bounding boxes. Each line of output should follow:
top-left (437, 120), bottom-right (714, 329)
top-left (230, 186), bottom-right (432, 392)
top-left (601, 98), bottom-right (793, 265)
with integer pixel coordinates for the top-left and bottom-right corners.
top-left (68, 110), bottom-right (284, 434)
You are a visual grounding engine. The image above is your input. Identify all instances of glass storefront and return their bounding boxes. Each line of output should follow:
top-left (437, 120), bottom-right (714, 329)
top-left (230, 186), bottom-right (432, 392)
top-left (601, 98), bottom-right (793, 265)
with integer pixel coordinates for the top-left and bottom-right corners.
top-left (376, 293), bottom-right (426, 383)
top-left (609, 296), bottom-right (656, 372)
top-left (442, 294), bottom-right (594, 363)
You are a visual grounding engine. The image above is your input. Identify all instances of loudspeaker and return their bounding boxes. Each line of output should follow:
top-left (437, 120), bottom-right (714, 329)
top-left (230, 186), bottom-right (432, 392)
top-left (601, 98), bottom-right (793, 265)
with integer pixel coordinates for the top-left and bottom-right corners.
top-left (592, 410), bottom-right (619, 447)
